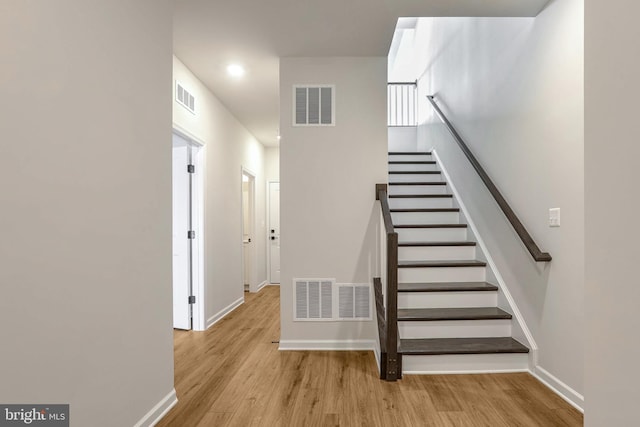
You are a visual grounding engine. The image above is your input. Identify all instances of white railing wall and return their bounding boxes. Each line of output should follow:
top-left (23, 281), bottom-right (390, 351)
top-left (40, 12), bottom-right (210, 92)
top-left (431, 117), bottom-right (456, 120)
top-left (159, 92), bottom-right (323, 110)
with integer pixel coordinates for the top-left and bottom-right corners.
top-left (387, 82), bottom-right (417, 127)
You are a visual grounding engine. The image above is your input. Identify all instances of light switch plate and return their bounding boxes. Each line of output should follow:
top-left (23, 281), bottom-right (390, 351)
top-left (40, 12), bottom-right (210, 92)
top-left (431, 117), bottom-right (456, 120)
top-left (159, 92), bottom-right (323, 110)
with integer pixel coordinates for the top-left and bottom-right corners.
top-left (549, 208), bottom-right (561, 227)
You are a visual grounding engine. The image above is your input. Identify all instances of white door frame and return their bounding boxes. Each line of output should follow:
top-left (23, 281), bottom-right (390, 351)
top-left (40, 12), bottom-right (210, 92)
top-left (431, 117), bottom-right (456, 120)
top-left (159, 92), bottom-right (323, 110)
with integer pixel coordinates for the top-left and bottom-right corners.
top-left (241, 167), bottom-right (257, 293)
top-left (173, 124), bottom-right (205, 331)
top-left (267, 180), bottom-right (280, 284)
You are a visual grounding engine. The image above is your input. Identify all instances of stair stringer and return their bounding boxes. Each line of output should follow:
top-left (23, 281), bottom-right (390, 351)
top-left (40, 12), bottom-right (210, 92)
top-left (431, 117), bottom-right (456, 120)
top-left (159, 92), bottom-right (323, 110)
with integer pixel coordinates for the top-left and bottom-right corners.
top-left (430, 149), bottom-right (538, 371)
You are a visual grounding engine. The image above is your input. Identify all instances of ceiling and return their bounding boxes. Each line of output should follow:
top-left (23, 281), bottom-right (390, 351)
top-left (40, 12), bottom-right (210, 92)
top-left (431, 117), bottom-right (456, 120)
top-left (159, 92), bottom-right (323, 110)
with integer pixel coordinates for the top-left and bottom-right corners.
top-left (173, 0), bottom-right (551, 147)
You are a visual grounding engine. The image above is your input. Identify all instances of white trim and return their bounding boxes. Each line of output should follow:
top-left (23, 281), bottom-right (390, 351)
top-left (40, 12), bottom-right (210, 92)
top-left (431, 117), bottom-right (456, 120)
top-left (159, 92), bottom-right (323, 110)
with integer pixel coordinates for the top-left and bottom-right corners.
top-left (254, 280), bottom-right (268, 293)
top-left (431, 149), bottom-right (539, 368)
top-left (532, 366), bottom-right (584, 413)
top-left (191, 145), bottom-right (205, 331)
top-left (172, 125), bottom-right (206, 331)
top-left (133, 389), bottom-right (177, 427)
top-left (373, 345), bottom-right (381, 375)
top-left (241, 167), bottom-right (258, 293)
top-left (278, 339), bottom-right (376, 351)
top-left (206, 297), bottom-right (244, 330)
top-left (403, 368), bottom-right (529, 375)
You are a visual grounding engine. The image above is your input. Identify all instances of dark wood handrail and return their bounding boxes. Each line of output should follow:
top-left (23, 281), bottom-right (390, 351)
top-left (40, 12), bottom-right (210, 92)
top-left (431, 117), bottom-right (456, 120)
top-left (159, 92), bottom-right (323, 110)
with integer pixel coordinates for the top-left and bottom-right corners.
top-left (426, 95), bottom-right (552, 262)
top-left (375, 184), bottom-right (400, 380)
top-left (376, 184), bottom-right (394, 234)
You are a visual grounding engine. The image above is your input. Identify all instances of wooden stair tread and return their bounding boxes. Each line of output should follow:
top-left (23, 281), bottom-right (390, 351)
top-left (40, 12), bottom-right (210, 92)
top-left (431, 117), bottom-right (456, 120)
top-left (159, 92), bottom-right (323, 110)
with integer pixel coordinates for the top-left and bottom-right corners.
top-left (391, 208), bottom-right (459, 213)
top-left (398, 282), bottom-right (498, 292)
top-left (399, 337), bottom-right (529, 355)
top-left (389, 194), bottom-right (453, 198)
top-left (389, 161), bottom-right (436, 164)
top-left (389, 182), bottom-right (446, 185)
top-left (389, 152), bottom-right (432, 155)
top-left (395, 224), bottom-right (467, 229)
top-left (398, 260), bottom-right (486, 268)
top-left (389, 171), bottom-right (441, 174)
top-left (398, 241), bottom-right (476, 247)
top-left (398, 307), bottom-right (512, 321)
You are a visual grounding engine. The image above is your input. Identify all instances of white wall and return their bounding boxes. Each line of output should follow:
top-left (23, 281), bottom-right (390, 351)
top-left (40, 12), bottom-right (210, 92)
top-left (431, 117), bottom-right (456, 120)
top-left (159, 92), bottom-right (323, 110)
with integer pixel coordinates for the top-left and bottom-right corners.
top-left (388, 127), bottom-right (418, 152)
top-left (0, 2), bottom-right (175, 426)
top-left (410, 0), bottom-right (584, 403)
top-left (173, 57), bottom-right (267, 323)
top-left (279, 57), bottom-right (387, 346)
top-left (265, 147), bottom-right (280, 183)
top-left (584, 0), bottom-right (640, 424)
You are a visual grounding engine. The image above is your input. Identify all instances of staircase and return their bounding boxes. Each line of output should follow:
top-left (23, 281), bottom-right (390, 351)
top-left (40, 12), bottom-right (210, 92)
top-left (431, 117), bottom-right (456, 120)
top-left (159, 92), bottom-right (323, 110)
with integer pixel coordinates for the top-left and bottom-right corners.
top-left (387, 151), bottom-right (529, 374)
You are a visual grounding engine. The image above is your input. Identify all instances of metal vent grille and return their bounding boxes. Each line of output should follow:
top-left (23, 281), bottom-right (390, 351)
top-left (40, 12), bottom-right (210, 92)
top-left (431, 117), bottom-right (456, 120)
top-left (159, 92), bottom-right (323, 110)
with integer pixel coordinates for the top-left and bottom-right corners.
top-left (337, 284), bottom-right (371, 320)
top-left (293, 85), bottom-right (334, 126)
top-left (176, 81), bottom-right (195, 114)
top-left (293, 279), bottom-right (371, 321)
top-left (294, 279), bottom-right (333, 321)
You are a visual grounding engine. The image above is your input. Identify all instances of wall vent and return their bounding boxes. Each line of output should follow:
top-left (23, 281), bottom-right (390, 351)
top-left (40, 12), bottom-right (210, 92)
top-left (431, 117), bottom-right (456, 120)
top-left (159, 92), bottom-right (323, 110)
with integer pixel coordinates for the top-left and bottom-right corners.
top-left (337, 284), bottom-right (371, 320)
top-left (294, 279), bottom-right (334, 321)
top-left (293, 85), bottom-right (335, 126)
top-left (293, 279), bottom-right (371, 321)
top-left (176, 81), bottom-right (195, 114)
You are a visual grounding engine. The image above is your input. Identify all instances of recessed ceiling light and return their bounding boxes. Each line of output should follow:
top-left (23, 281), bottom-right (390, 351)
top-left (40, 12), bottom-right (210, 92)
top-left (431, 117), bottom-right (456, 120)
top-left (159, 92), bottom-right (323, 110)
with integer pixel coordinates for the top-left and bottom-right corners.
top-left (227, 64), bottom-right (245, 78)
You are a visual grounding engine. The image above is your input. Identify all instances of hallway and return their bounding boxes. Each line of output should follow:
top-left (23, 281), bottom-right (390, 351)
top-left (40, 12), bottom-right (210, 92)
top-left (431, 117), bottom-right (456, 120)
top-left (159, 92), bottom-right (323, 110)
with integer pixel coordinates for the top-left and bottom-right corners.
top-left (157, 286), bottom-right (582, 426)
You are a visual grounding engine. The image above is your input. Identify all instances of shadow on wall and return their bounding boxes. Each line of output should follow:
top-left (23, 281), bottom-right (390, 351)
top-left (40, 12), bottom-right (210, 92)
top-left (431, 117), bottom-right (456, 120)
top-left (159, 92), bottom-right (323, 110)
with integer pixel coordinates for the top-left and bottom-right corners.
top-left (423, 121), bottom-right (552, 329)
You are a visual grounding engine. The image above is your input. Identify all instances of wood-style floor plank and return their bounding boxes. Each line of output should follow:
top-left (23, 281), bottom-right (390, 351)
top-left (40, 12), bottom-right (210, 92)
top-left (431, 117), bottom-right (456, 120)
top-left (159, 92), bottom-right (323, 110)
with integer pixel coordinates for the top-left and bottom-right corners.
top-left (157, 286), bottom-right (583, 427)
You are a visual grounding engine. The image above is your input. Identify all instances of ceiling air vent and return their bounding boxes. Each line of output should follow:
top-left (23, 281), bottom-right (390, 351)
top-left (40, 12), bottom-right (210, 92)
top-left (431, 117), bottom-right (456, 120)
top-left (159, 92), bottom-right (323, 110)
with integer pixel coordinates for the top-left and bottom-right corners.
top-left (293, 85), bottom-right (335, 126)
top-left (176, 81), bottom-right (195, 114)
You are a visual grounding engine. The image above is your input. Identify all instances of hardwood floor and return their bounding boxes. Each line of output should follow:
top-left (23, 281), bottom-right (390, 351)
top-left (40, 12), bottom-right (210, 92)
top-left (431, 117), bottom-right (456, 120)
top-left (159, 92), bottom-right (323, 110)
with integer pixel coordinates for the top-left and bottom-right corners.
top-left (157, 286), bottom-right (583, 426)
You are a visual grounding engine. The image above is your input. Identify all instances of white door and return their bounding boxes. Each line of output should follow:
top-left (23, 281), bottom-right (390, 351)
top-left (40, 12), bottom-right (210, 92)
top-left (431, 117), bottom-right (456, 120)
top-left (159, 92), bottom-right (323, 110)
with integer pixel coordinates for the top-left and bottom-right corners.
top-left (172, 135), bottom-right (191, 330)
top-left (269, 182), bottom-right (280, 283)
top-left (242, 177), bottom-right (252, 288)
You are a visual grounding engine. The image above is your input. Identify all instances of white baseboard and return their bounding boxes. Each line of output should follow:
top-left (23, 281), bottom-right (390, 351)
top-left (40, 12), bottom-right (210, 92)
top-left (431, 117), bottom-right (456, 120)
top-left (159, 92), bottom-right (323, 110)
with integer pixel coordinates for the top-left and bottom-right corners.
top-left (253, 280), bottom-right (268, 293)
top-left (134, 388), bottom-right (177, 427)
top-left (206, 297), bottom-right (244, 329)
top-left (373, 345), bottom-right (381, 376)
top-left (532, 366), bottom-right (584, 413)
top-left (278, 339), bottom-right (376, 351)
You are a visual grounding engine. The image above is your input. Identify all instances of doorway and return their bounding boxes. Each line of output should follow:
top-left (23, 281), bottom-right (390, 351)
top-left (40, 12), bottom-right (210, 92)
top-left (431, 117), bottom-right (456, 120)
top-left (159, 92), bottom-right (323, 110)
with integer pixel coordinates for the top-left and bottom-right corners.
top-left (268, 181), bottom-right (280, 284)
top-left (172, 130), bottom-right (204, 330)
top-left (241, 169), bottom-right (256, 292)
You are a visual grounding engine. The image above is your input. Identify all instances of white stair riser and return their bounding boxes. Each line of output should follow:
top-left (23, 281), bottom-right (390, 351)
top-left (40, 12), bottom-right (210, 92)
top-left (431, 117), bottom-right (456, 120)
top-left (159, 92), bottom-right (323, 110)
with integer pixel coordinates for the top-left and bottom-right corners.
top-left (399, 319), bottom-right (511, 339)
top-left (392, 211), bottom-right (460, 225)
top-left (398, 266), bottom-right (486, 283)
top-left (389, 163), bottom-right (439, 172)
top-left (399, 245), bottom-right (476, 261)
top-left (389, 173), bottom-right (443, 183)
top-left (398, 291), bottom-right (497, 309)
top-left (389, 198), bottom-right (453, 209)
top-left (396, 227), bottom-right (467, 241)
top-left (389, 185), bottom-right (448, 195)
top-left (401, 353), bottom-right (529, 374)
top-left (388, 154), bottom-right (433, 162)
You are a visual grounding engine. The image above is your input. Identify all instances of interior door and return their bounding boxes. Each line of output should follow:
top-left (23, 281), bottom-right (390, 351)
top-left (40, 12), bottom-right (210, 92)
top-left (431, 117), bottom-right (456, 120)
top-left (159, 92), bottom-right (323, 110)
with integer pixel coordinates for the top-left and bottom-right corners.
top-left (269, 182), bottom-right (280, 283)
top-left (242, 178), bottom-right (252, 287)
top-left (172, 135), bottom-right (191, 330)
